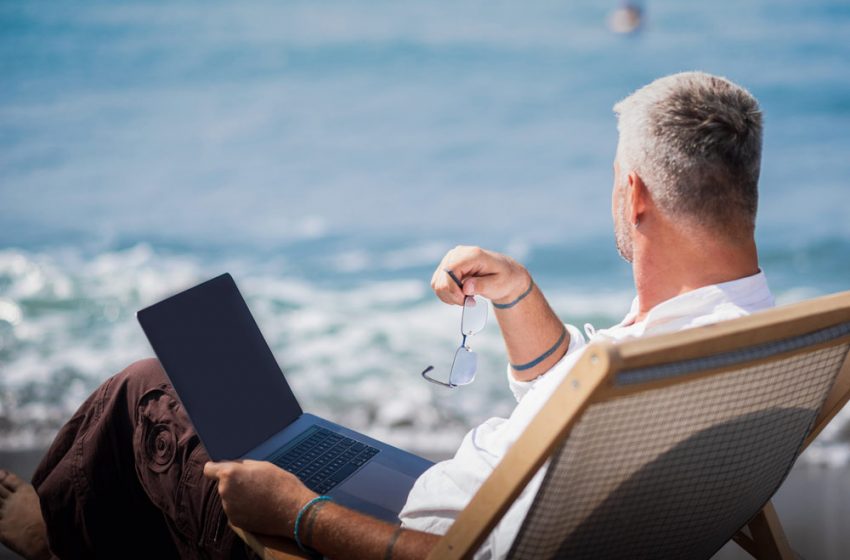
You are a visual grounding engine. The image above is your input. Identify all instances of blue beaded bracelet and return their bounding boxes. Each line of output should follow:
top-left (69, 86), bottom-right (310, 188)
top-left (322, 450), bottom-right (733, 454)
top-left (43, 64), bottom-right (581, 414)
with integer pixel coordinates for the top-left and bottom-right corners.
top-left (294, 495), bottom-right (332, 554)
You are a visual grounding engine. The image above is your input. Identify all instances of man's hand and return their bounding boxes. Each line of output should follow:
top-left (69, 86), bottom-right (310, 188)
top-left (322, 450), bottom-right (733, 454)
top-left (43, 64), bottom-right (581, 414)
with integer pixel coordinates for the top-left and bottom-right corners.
top-left (205, 460), bottom-right (442, 559)
top-left (431, 246), bottom-right (531, 306)
top-left (203, 460), bottom-right (316, 537)
top-left (431, 245), bottom-right (569, 382)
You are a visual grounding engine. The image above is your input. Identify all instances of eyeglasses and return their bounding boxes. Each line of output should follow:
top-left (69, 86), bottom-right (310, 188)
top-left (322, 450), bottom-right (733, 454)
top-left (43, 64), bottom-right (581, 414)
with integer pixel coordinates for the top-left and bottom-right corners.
top-left (421, 295), bottom-right (488, 388)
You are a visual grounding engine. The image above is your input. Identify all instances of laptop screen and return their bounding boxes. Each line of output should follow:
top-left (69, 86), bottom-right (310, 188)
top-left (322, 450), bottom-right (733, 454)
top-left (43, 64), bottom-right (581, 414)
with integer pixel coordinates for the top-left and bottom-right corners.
top-left (137, 273), bottom-right (303, 461)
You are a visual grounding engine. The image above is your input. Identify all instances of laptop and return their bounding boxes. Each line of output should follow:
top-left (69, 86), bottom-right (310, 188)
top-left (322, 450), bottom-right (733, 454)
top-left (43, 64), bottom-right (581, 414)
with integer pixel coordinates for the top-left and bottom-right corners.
top-left (136, 273), bottom-right (433, 523)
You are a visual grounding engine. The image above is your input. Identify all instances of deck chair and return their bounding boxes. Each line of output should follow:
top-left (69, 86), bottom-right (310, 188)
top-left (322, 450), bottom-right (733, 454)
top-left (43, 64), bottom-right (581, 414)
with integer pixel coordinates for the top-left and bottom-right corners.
top-left (233, 290), bottom-right (850, 559)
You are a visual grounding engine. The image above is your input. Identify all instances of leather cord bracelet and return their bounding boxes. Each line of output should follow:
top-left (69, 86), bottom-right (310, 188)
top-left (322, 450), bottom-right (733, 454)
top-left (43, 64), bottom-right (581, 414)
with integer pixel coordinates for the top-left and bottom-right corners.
top-left (384, 525), bottom-right (404, 560)
top-left (493, 278), bottom-right (534, 309)
top-left (510, 324), bottom-right (567, 371)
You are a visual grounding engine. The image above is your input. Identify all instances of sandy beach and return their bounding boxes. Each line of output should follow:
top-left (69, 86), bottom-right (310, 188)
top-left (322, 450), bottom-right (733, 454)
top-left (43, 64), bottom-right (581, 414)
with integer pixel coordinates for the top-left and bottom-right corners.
top-left (2, 448), bottom-right (848, 560)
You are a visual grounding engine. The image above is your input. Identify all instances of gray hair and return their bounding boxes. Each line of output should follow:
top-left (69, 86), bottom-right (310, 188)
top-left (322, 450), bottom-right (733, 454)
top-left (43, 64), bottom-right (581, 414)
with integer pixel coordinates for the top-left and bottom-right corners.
top-left (613, 72), bottom-right (763, 238)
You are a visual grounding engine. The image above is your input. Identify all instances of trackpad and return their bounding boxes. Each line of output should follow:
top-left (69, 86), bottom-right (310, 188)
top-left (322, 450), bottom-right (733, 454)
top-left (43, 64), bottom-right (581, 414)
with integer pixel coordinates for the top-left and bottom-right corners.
top-left (337, 462), bottom-right (417, 512)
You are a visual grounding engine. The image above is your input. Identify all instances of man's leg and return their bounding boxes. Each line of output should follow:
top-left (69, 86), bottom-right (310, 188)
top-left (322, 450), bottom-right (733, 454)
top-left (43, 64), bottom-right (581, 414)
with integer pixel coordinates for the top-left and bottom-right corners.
top-left (1, 358), bottom-right (253, 559)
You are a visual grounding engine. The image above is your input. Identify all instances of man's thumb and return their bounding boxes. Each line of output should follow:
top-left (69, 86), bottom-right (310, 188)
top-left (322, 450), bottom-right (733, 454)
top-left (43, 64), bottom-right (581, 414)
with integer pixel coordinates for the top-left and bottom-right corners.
top-left (463, 278), bottom-right (476, 296)
top-left (203, 461), bottom-right (226, 479)
top-left (464, 275), bottom-right (499, 299)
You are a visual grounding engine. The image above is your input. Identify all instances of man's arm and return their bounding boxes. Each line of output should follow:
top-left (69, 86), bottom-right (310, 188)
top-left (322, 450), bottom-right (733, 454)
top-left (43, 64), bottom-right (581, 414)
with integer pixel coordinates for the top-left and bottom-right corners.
top-left (300, 500), bottom-right (439, 559)
top-left (204, 460), bottom-right (439, 559)
top-left (431, 246), bottom-right (569, 382)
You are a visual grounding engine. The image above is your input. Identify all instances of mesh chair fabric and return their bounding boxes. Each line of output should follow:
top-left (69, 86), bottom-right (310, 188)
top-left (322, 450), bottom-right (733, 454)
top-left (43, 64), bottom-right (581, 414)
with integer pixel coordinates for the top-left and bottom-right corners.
top-left (507, 329), bottom-right (850, 560)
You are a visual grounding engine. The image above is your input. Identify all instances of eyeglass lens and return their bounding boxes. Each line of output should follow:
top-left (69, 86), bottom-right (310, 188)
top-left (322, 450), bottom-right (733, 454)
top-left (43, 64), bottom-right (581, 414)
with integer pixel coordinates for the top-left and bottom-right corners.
top-left (449, 346), bottom-right (477, 386)
top-left (421, 294), bottom-right (488, 388)
top-left (461, 295), bottom-right (487, 335)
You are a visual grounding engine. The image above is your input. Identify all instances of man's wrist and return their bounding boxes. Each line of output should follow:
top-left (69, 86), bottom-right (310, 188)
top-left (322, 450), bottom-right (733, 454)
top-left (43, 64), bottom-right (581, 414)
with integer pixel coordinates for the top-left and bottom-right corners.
top-left (302, 499), bottom-right (331, 551)
top-left (294, 495), bottom-right (332, 555)
top-left (494, 268), bottom-right (533, 308)
top-left (287, 488), bottom-right (318, 538)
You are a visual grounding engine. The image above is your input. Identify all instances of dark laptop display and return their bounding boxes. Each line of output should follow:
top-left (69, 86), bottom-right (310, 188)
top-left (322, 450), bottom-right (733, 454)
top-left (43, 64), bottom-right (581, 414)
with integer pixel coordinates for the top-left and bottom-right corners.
top-left (137, 274), bottom-right (302, 460)
top-left (137, 273), bottom-right (432, 522)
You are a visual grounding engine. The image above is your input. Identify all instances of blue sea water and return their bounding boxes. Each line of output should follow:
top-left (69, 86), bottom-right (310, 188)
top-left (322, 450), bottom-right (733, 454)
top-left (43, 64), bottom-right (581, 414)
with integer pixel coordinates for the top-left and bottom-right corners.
top-left (1, 0), bottom-right (849, 459)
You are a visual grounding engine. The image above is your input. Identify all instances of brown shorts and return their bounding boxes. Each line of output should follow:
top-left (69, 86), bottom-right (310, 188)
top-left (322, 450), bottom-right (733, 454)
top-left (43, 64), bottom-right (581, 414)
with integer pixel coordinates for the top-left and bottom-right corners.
top-left (31, 358), bottom-right (255, 559)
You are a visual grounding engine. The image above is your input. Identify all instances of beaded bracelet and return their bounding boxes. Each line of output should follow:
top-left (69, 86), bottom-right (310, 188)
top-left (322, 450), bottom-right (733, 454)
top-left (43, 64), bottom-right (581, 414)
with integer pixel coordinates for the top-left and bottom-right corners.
top-left (294, 495), bottom-right (332, 554)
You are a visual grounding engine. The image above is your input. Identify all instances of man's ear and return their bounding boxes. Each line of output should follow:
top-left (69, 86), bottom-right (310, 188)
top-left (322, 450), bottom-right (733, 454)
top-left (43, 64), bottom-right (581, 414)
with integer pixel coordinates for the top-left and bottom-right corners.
top-left (627, 171), bottom-right (648, 225)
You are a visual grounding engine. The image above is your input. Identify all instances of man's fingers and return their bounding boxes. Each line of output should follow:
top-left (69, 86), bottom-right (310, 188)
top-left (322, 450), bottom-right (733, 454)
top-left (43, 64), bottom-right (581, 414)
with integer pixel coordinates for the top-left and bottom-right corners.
top-left (432, 245), bottom-right (506, 305)
top-left (442, 269), bottom-right (464, 290)
top-left (430, 255), bottom-right (465, 305)
top-left (203, 461), bottom-right (223, 479)
top-left (203, 460), bottom-right (239, 480)
top-left (434, 272), bottom-right (465, 305)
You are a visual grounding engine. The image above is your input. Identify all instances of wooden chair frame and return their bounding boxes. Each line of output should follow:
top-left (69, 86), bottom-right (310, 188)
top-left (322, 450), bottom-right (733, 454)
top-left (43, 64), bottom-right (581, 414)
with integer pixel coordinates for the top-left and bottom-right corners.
top-left (236, 291), bottom-right (850, 560)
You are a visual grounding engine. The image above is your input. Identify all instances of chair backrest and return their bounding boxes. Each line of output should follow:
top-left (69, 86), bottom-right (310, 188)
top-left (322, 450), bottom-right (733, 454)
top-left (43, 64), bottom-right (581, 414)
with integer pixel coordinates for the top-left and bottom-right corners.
top-left (427, 291), bottom-right (850, 560)
top-left (509, 323), bottom-right (850, 559)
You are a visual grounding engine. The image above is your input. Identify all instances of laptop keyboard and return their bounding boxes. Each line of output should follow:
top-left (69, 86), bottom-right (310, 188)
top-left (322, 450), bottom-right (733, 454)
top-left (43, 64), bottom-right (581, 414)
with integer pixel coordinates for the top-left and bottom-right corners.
top-left (269, 426), bottom-right (380, 494)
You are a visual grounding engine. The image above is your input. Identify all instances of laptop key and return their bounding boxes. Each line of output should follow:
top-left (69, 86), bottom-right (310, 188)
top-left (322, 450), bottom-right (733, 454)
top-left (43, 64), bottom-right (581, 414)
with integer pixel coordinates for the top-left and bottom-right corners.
top-left (268, 427), bottom-right (381, 492)
top-left (327, 462), bottom-right (359, 484)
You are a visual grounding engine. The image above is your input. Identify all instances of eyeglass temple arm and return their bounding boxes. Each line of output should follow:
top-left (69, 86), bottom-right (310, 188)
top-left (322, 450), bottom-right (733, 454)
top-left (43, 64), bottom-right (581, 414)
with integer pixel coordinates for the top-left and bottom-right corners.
top-left (444, 269), bottom-right (465, 290)
top-left (421, 366), bottom-right (456, 388)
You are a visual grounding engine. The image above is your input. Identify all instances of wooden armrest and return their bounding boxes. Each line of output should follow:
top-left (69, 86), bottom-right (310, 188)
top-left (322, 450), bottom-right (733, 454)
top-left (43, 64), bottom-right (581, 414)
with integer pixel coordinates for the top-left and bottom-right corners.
top-left (731, 501), bottom-right (795, 559)
top-left (231, 525), bottom-right (312, 560)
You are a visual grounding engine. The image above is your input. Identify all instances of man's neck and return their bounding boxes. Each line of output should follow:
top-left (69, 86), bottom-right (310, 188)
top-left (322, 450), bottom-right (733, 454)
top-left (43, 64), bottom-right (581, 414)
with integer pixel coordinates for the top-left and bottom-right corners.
top-left (631, 226), bottom-right (760, 324)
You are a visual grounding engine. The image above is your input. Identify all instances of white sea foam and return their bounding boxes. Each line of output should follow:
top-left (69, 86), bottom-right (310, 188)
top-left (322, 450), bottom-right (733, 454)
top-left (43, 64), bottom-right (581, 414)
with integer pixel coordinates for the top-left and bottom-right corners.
top-left (1, 244), bottom-right (847, 468)
top-left (0, 245), bottom-right (512, 454)
top-left (0, 299), bottom-right (23, 325)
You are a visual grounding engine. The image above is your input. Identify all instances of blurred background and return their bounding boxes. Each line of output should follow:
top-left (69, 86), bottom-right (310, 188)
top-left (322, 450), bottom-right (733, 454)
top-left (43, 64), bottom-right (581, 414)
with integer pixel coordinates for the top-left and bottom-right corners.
top-left (1, 1), bottom-right (849, 558)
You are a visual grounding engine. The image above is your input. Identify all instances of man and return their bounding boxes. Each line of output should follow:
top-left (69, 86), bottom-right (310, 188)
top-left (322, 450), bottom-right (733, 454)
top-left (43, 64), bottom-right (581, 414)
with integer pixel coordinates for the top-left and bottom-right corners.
top-left (0, 71), bottom-right (771, 559)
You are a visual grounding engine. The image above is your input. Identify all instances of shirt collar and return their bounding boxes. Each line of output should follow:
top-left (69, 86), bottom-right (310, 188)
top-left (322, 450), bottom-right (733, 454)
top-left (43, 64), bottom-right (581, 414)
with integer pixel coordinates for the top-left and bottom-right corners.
top-left (590, 270), bottom-right (774, 341)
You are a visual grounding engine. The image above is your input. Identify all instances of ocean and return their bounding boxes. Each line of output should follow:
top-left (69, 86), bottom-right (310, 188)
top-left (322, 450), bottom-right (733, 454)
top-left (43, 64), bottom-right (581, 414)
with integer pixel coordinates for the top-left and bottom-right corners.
top-left (1, 0), bottom-right (849, 462)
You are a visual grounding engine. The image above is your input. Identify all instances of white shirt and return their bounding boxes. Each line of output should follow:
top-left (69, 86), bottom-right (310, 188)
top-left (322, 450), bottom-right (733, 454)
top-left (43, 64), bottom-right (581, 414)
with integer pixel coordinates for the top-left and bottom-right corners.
top-left (398, 271), bottom-right (775, 559)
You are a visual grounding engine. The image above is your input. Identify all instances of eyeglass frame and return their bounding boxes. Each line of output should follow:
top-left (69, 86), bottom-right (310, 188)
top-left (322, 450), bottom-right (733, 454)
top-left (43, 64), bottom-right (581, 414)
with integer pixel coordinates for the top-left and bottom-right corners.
top-left (421, 271), bottom-right (488, 388)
